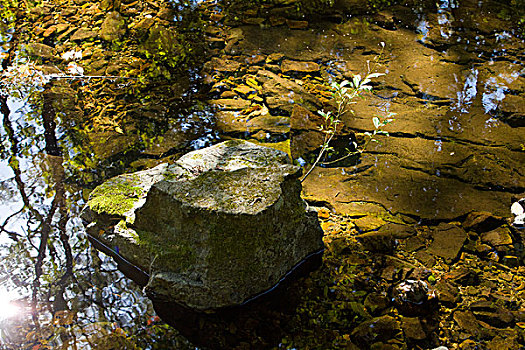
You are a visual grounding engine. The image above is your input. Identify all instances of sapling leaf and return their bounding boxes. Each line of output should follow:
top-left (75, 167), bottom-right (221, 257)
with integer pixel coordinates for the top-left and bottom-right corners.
top-left (366, 72), bottom-right (385, 79)
top-left (372, 116), bottom-right (381, 129)
top-left (360, 85), bottom-right (373, 90)
top-left (352, 74), bottom-right (361, 88)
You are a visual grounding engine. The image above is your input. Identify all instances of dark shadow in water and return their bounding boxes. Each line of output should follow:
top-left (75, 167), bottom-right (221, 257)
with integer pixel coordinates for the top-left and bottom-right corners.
top-left (88, 233), bottom-right (323, 349)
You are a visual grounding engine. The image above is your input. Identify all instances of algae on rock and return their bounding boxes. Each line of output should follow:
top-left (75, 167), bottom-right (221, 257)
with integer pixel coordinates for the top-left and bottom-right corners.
top-left (82, 140), bottom-right (324, 310)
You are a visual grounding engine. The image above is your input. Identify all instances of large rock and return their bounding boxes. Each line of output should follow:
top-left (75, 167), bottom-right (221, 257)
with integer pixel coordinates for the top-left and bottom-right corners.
top-left (82, 140), bottom-right (324, 310)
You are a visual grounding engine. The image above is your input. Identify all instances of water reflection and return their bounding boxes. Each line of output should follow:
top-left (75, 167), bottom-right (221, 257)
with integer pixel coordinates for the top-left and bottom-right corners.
top-left (0, 0), bottom-right (523, 347)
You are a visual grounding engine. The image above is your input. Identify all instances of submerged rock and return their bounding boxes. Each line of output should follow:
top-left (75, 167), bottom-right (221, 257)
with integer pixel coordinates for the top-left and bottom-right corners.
top-left (392, 279), bottom-right (439, 316)
top-left (82, 140), bottom-right (324, 310)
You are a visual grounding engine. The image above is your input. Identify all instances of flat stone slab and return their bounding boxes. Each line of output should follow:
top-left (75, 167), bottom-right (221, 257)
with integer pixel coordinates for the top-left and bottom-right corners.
top-left (427, 223), bottom-right (467, 262)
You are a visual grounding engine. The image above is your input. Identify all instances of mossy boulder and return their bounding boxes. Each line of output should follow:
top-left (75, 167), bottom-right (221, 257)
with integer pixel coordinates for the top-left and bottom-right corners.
top-left (81, 140), bottom-right (324, 310)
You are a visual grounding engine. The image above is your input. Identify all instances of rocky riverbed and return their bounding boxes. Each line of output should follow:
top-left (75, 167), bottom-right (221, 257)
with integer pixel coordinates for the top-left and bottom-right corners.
top-left (3, 0), bottom-right (524, 348)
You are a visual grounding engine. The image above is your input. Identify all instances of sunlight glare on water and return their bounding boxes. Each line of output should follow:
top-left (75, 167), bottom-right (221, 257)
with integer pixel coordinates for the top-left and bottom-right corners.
top-left (0, 287), bottom-right (21, 321)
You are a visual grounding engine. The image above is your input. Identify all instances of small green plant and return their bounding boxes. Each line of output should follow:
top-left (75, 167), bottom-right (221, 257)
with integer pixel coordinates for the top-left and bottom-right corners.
top-left (301, 72), bottom-right (394, 182)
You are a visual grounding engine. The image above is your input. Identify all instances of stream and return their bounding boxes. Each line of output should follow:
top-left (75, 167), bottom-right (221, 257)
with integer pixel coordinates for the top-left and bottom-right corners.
top-left (0, 0), bottom-right (523, 349)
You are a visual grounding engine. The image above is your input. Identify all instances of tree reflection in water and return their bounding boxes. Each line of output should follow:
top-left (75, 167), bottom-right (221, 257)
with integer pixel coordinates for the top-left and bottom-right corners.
top-left (0, 49), bottom-right (194, 350)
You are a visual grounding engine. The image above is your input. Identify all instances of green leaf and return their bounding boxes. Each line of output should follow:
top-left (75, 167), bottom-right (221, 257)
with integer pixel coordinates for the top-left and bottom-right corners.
top-left (366, 72), bottom-right (385, 79)
top-left (372, 116), bottom-right (381, 129)
top-left (352, 74), bottom-right (361, 88)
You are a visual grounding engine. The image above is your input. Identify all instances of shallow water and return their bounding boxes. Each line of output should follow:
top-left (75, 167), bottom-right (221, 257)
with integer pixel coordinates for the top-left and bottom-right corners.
top-left (0, 0), bottom-right (523, 348)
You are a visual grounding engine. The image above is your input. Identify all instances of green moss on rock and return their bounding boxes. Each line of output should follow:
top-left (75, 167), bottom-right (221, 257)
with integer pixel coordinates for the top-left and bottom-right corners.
top-left (88, 179), bottom-right (144, 216)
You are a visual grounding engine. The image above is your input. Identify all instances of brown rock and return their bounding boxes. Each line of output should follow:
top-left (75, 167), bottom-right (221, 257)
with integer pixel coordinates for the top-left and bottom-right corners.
top-left (27, 43), bottom-right (55, 60)
top-left (480, 227), bottom-right (513, 246)
top-left (281, 59), bottom-right (320, 74)
top-left (205, 57), bottom-right (241, 73)
top-left (444, 267), bottom-right (479, 286)
top-left (219, 91), bottom-right (237, 99)
top-left (214, 111), bottom-right (248, 134)
top-left (246, 55), bottom-right (265, 65)
top-left (132, 17), bottom-right (155, 38)
top-left (463, 211), bottom-right (504, 233)
top-left (55, 23), bottom-right (70, 34)
top-left (70, 28), bottom-right (98, 41)
top-left (258, 69), bottom-right (321, 113)
top-left (247, 115), bottom-right (290, 134)
top-left (401, 317), bottom-right (427, 340)
top-left (427, 223), bottom-right (467, 262)
top-left (209, 98), bottom-right (251, 110)
top-left (353, 215), bottom-right (386, 233)
top-left (286, 19), bottom-right (308, 29)
top-left (290, 104), bottom-right (322, 130)
top-left (453, 310), bottom-right (483, 337)
top-left (232, 85), bottom-right (256, 97)
top-left (43, 26), bottom-right (56, 37)
top-left (414, 251), bottom-right (436, 267)
top-left (356, 230), bottom-right (393, 253)
top-left (158, 7), bottom-right (175, 21)
top-left (405, 236), bottom-right (426, 252)
top-left (269, 16), bottom-right (286, 26)
top-left (364, 292), bottom-right (389, 315)
top-left (378, 222), bottom-right (416, 239)
top-left (470, 301), bottom-right (514, 327)
top-left (486, 335), bottom-right (521, 350)
top-left (434, 280), bottom-right (459, 305)
top-left (266, 53), bottom-right (284, 64)
top-left (351, 316), bottom-right (401, 347)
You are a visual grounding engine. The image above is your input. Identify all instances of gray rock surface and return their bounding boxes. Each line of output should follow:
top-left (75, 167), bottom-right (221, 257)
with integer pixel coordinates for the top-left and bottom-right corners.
top-left (82, 140), bottom-right (324, 310)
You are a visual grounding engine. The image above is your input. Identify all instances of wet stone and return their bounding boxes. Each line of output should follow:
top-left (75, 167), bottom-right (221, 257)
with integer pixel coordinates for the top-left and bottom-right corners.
top-left (364, 292), bottom-right (390, 315)
top-left (400, 317), bottom-right (427, 340)
top-left (356, 230), bottom-right (394, 253)
top-left (486, 335), bottom-right (521, 350)
top-left (463, 211), bottom-right (504, 233)
top-left (453, 311), bottom-right (484, 338)
top-left (281, 59), bottom-right (320, 74)
top-left (205, 57), bottom-right (242, 73)
top-left (405, 236), bottom-right (426, 252)
top-left (209, 98), bottom-right (251, 110)
top-left (434, 280), bottom-right (459, 305)
top-left (470, 302), bottom-right (514, 328)
top-left (427, 223), bottom-right (467, 263)
top-left (353, 215), bottom-right (386, 233)
top-left (414, 251), bottom-right (436, 267)
top-left (27, 43), bottom-right (55, 59)
top-left (70, 28), bottom-right (98, 41)
top-left (444, 267), bottom-right (479, 286)
top-left (480, 227), bottom-right (513, 247)
top-left (286, 19), bottom-right (308, 29)
top-left (392, 280), bottom-right (439, 316)
top-left (257, 69), bottom-right (321, 113)
top-left (351, 315), bottom-right (401, 348)
top-left (378, 222), bottom-right (416, 239)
